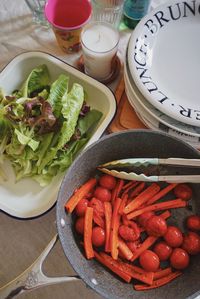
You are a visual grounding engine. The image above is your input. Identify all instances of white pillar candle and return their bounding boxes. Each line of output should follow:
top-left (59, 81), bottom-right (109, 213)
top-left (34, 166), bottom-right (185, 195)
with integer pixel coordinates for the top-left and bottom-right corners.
top-left (81, 22), bottom-right (119, 80)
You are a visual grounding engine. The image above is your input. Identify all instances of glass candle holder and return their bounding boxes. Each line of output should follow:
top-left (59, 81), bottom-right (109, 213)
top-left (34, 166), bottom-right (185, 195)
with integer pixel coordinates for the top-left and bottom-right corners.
top-left (91, 0), bottom-right (125, 28)
top-left (81, 21), bottom-right (119, 81)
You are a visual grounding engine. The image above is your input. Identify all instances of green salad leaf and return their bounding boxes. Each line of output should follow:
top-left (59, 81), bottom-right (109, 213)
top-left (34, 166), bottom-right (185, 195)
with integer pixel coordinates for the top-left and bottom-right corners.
top-left (0, 64), bottom-right (102, 186)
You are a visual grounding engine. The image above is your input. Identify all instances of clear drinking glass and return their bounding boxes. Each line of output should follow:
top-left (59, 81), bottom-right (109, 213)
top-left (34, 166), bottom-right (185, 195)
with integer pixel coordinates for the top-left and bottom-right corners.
top-left (91, 0), bottom-right (125, 28)
top-left (25, 0), bottom-right (49, 27)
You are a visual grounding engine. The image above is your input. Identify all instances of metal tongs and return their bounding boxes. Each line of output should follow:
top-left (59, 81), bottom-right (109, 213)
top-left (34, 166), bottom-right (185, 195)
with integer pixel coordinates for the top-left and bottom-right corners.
top-left (98, 158), bottom-right (200, 183)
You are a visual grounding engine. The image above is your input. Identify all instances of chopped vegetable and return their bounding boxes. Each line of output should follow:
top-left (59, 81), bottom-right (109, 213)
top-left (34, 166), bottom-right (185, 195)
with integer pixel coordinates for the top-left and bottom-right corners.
top-left (126, 199), bottom-right (187, 220)
top-left (134, 271), bottom-right (182, 290)
top-left (65, 178), bottom-right (97, 213)
top-left (0, 65), bottom-right (102, 186)
top-left (110, 197), bottom-right (122, 260)
top-left (84, 207), bottom-right (94, 259)
top-left (104, 201), bottom-right (112, 252)
top-left (123, 183), bottom-right (160, 214)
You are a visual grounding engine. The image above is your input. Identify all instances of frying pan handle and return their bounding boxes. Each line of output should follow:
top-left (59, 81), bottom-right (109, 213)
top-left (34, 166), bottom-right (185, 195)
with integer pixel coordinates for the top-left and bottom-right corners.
top-left (0, 234), bottom-right (80, 299)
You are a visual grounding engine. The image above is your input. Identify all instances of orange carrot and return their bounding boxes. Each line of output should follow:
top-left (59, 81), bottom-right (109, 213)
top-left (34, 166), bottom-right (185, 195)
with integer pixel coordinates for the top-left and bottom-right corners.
top-left (84, 207), bottom-right (94, 259)
top-left (124, 183), bottom-right (161, 215)
top-left (100, 252), bottom-right (154, 285)
top-left (133, 271), bottom-right (182, 290)
top-left (111, 179), bottom-right (124, 205)
top-left (122, 180), bottom-right (137, 190)
top-left (94, 251), bottom-right (131, 283)
top-left (104, 201), bottom-right (112, 252)
top-left (118, 238), bottom-right (134, 261)
top-left (65, 178), bottom-right (97, 213)
top-left (147, 183), bottom-right (178, 205)
top-left (121, 181), bottom-right (140, 196)
top-left (127, 199), bottom-right (187, 220)
top-left (119, 193), bottom-right (128, 215)
top-left (131, 236), bottom-right (158, 262)
top-left (159, 210), bottom-right (171, 220)
top-left (93, 210), bottom-right (105, 229)
top-left (110, 197), bottom-right (122, 260)
top-left (123, 262), bottom-right (149, 275)
top-left (153, 267), bottom-right (172, 280)
top-left (130, 182), bottom-right (146, 198)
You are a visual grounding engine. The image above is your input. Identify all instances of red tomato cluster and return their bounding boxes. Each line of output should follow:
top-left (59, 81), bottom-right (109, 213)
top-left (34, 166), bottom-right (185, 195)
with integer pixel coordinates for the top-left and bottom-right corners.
top-left (141, 213), bottom-right (200, 271)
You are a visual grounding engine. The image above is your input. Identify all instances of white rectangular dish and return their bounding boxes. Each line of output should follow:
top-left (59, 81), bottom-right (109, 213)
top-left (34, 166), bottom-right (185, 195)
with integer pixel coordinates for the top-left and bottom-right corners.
top-left (0, 51), bottom-right (116, 218)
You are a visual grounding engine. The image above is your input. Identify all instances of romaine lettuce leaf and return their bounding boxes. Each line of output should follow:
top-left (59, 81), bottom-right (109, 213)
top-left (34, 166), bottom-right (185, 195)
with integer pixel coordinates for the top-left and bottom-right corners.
top-left (48, 74), bottom-right (69, 117)
top-left (21, 64), bottom-right (50, 97)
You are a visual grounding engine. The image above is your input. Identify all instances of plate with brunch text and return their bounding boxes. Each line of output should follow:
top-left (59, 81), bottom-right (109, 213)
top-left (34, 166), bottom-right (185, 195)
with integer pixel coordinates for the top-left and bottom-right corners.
top-left (128, 0), bottom-right (200, 127)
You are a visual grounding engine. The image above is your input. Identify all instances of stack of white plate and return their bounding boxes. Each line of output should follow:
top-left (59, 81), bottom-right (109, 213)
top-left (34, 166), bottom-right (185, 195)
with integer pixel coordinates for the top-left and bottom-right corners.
top-left (124, 0), bottom-right (200, 149)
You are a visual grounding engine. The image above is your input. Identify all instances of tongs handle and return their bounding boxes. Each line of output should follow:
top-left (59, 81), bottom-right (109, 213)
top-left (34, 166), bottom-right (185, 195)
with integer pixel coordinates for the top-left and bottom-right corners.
top-left (159, 158), bottom-right (200, 167)
top-left (98, 158), bottom-right (200, 183)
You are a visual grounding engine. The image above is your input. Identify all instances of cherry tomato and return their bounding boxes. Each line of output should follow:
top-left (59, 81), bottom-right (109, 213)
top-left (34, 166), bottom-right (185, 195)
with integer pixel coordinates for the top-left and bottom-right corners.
top-left (75, 198), bottom-right (89, 216)
top-left (174, 183), bottom-right (192, 201)
top-left (164, 226), bottom-right (183, 247)
top-left (92, 226), bottom-right (105, 247)
top-left (127, 240), bottom-right (141, 253)
top-left (93, 186), bottom-right (111, 202)
top-left (186, 215), bottom-right (200, 231)
top-left (153, 241), bottom-right (172, 261)
top-left (75, 217), bottom-right (85, 235)
top-left (139, 250), bottom-right (160, 272)
top-left (89, 197), bottom-right (105, 217)
top-left (137, 211), bottom-right (155, 228)
top-left (119, 223), bottom-right (140, 242)
top-left (99, 174), bottom-right (117, 190)
top-left (146, 215), bottom-right (167, 237)
top-left (182, 232), bottom-right (200, 255)
top-left (170, 248), bottom-right (190, 270)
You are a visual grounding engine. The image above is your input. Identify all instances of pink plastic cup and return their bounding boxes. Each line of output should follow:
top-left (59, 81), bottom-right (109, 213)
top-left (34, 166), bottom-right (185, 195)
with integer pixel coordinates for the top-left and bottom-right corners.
top-left (45, 0), bottom-right (92, 53)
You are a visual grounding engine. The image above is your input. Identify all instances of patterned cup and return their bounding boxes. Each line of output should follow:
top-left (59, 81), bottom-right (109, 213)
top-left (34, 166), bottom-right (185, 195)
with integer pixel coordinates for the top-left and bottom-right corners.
top-left (45, 0), bottom-right (92, 53)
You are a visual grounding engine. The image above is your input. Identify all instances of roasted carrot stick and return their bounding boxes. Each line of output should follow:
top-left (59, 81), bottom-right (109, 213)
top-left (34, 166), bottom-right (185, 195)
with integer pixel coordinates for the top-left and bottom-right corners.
top-left (122, 180), bottom-right (137, 191)
top-left (119, 193), bottom-right (128, 215)
top-left (94, 251), bottom-right (131, 283)
top-left (104, 201), bottom-right (112, 252)
top-left (159, 210), bottom-right (171, 220)
top-left (93, 210), bottom-right (105, 229)
top-left (131, 236), bottom-right (158, 262)
top-left (111, 179), bottom-right (124, 205)
top-left (100, 252), bottom-right (154, 285)
top-left (118, 238), bottom-right (134, 261)
top-left (110, 197), bottom-right (122, 260)
top-left (153, 267), bottom-right (172, 280)
top-left (127, 199), bottom-right (187, 220)
top-left (84, 207), bottom-right (94, 259)
top-left (147, 183), bottom-right (178, 205)
top-left (130, 182), bottom-right (146, 198)
top-left (121, 181), bottom-right (140, 196)
top-left (133, 271), bottom-right (182, 290)
top-left (65, 178), bottom-right (97, 213)
top-left (124, 183), bottom-right (161, 215)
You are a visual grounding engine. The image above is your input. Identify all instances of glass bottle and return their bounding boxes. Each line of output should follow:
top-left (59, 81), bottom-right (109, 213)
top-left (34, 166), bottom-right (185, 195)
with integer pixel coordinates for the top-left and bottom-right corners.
top-left (123, 0), bottom-right (151, 29)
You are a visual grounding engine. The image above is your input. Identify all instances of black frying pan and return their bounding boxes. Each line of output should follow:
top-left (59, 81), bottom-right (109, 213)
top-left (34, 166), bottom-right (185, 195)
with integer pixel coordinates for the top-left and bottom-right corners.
top-left (57, 130), bottom-right (200, 299)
